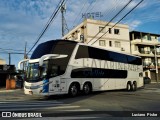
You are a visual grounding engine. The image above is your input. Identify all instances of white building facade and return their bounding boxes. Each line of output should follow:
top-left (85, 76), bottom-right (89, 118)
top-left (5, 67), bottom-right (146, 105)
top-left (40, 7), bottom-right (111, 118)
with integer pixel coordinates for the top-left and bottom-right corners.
top-left (62, 19), bottom-right (130, 53)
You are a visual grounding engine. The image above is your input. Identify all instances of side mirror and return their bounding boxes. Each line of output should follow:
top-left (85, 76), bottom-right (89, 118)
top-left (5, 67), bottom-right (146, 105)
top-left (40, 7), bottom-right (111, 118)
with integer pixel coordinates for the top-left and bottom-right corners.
top-left (18, 59), bottom-right (29, 70)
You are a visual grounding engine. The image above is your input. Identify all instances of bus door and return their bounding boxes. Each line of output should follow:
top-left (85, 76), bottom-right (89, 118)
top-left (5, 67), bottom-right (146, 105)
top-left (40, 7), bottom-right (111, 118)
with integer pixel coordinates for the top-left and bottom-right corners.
top-left (49, 77), bottom-right (61, 93)
top-left (60, 78), bottom-right (67, 92)
top-left (48, 65), bottom-right (61, 93)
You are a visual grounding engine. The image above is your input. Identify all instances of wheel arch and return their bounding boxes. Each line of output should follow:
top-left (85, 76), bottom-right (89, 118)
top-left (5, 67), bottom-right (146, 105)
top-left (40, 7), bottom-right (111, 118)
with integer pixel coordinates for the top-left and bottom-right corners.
top-left (68, 81), bottom-right (80, 92)
top-left (83, 81), bottom-right (92, 90)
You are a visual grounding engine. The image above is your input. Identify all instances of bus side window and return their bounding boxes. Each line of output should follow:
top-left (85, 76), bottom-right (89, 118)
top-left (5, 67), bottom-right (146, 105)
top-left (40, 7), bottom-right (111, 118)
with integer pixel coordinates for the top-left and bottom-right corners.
top-left (50, 65), bottom-right (59, 77)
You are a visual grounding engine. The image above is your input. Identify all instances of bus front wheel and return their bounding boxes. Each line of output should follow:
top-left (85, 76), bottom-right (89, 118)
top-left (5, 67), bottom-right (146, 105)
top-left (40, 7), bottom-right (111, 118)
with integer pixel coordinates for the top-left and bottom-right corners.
top-left (69, 83), bottom-right (79, 97)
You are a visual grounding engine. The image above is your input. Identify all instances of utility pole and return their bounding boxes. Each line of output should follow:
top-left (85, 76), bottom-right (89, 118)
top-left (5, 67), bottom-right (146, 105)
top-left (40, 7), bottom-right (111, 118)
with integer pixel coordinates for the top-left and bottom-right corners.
top-left (23, 42), bottom-right (27, 71)
top-left (24, 42), bottom-right (27, 59)
top-left (154, 44), bottom-right (158, 83)
top-left (61, 4), bottom-right (66, 37)
top-left (8, 53), bottom-right (11, 65)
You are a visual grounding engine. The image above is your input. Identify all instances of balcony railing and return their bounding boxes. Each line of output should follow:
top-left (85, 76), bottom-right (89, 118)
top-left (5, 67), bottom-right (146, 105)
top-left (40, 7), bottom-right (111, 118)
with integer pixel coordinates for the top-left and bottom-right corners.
top-left (139, 50), bottom-right (151, 54)
top-left (157, 63), bottom-right (160, 66)
top-left (143, 62), bottom-right (160, 68)
top-left (143, 62), bottom-right (151, 66)
top-left (152, 50), bottom-right (160, 55)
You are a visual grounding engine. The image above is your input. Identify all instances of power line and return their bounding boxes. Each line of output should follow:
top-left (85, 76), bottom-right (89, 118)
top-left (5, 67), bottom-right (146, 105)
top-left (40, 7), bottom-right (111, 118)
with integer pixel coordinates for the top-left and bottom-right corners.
top-left (76, 0), bottom-right (97, 26)
top-left (0, 48), bottom-right (33, 53)
top-left (87, 0), bottom-right (133, 44)
top-left (0, 52), bottom-right (30, 55)
top-left (0, 48), bottom-right (24, 52)
top-left (27, 0), bottom-right (67, 55)
top-left (101, 0), bottom-right (126, 21)
top-left (91, 0), bottom-right (144, 45)
top-left (72, 0), bottom-right (88, 28)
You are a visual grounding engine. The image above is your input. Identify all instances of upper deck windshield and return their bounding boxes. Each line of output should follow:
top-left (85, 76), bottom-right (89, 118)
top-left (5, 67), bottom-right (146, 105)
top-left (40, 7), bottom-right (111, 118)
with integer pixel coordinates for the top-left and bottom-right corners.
top-left (26, 61), bottom-right (48, 82)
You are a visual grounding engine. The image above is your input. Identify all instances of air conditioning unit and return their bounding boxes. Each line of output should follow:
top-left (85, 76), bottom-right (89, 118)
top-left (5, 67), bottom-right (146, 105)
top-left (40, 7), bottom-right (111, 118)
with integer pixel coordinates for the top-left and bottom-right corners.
top-left (121, 47), bottom-right (125, 51)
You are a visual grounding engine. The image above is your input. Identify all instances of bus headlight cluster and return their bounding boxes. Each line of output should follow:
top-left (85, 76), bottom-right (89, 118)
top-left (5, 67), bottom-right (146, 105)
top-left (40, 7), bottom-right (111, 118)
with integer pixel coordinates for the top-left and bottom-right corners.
top-left (26, 81), bottom-right (52, 89)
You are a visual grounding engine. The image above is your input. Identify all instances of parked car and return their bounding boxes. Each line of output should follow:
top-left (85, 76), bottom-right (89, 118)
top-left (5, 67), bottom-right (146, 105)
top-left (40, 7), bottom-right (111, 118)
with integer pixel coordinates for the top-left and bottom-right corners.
top-left (143, 77), bottom-right (151, 84)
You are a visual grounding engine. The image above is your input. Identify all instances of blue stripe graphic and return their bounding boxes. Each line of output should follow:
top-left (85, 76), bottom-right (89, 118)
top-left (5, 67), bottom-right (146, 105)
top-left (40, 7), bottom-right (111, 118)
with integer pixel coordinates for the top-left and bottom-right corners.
top-left (43, 79), bottom-right (49, 93)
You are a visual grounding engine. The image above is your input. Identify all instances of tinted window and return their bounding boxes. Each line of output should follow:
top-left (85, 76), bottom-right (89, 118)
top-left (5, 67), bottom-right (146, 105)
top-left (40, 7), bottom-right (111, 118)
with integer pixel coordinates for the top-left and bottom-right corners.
top-left (75, 45), bottom-right (141, 65)
top-left (31, 41), bottom-right (53, 59)
top-left (71, 68), bottom-right (127, 78)
top-left (127, 56), bottom-right (142, 65)
top-left (109, 51), bottom-right (128, 63)
top-left (31, 40), bottom-right (77, 59)
top-left (75, 45), bottom-right (110, 60)
top-left (75, 45), bottom-right (89, 59)
top-left (88, 47), bottom-right (110, 60)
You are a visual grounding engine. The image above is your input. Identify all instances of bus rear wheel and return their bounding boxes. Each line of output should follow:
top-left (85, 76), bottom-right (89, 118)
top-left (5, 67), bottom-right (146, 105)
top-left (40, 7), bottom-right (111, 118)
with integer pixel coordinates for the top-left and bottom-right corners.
top-left (69, 83), bottom-right (79, 97)
top-left (83, 83), bottom-right (92, 95)
top-left (126, 82), bottom-right (132, 91)
top-left (132, 81), bottom-right (137, 91)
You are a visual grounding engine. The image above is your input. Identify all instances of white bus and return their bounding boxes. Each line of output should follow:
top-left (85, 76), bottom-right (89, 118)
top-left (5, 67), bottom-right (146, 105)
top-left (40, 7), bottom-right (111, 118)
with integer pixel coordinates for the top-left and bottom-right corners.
top-left (19, 40), bottom-right (143, 97)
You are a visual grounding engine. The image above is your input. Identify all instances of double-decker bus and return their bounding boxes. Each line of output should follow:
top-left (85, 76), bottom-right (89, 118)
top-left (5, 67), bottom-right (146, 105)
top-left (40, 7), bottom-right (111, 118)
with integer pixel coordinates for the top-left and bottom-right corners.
top-left (18, 40), bottom-right (143, 97)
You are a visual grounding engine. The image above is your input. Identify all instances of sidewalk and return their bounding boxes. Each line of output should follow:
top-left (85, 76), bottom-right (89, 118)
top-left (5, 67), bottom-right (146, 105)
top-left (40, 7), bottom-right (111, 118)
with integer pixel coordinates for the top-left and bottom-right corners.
top-left (0, 88), bottom-right (44, 101)
top-left (0, 88), bottom-right (22, 93)
top-left (145, 82), bottom-right (160, 88)
top-left (0, 88), bottom-right (25, 101)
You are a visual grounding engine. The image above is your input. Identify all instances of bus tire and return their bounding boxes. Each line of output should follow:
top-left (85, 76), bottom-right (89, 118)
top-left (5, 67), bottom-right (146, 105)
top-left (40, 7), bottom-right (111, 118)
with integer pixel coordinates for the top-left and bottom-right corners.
top-left (132, 81), bottom-right (137, 91)
top-left (83, 82), bottom-right (92, 95)
top-left (69, 83), bottom-right (79, 97)
top-left (126, 82), bottom-right (132, 91)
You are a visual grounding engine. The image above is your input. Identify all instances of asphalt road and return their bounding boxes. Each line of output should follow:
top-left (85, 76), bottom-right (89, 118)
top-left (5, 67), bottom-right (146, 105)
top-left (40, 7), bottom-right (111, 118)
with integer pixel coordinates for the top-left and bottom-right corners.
top-left (0, 83), bottom-right (160, 119)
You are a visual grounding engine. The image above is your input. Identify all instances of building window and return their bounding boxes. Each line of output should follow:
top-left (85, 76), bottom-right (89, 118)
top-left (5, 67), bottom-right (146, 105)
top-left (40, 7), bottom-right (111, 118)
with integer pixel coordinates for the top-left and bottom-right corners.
top-left (109, 28), bottom-right (112, 34)
top-left (99, 40), bottom-right (106, 46)
top-left (155, 36), bottom-right (157, 39)
top-left (115, 41), bottom-right (121, 48)
top-left (99, 26), bottom-right (105, 33)
top-left (142, 35), bottom-right (147, 39)
top-left (147, 34), bottom-right (151, 41)
top-left (109, 41), bottom-right (112, 47)
top-left (114, 29), bottom-right (120, 34)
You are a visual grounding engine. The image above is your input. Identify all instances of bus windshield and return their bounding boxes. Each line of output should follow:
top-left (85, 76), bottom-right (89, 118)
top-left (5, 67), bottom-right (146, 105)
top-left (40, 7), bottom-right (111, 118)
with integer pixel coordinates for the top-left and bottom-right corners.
top-left (26, 61), bottom-right (48, 82)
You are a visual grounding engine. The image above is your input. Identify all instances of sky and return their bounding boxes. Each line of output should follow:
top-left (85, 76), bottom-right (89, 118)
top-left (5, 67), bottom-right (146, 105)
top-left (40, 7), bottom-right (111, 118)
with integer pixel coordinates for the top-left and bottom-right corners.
top-left (0, 0), bottom-right (160, 68)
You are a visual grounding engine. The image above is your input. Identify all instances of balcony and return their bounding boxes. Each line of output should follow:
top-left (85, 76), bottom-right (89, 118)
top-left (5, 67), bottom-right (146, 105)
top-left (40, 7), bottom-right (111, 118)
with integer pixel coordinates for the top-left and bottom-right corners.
top-left (157, 63), bottom-right (160, 67)
top-left (152, 51), bottom-right (160, 55)
top-left (143, 62), bottom-right (151, 66)
top-left (131, 39), bottom-right (159, 45)
top-left (139, 50), bottom-right (151, 54)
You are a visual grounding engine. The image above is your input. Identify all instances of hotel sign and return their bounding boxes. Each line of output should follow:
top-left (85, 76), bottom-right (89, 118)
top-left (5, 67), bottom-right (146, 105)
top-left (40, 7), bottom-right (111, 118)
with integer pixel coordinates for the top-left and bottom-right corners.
top-left (82, 12), bottom-right (103, 19)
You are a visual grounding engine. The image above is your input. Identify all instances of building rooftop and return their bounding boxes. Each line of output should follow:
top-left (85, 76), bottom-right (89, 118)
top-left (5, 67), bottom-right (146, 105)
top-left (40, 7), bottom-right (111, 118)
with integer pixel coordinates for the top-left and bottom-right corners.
top-left (130, 31), bottom-right (160, 37)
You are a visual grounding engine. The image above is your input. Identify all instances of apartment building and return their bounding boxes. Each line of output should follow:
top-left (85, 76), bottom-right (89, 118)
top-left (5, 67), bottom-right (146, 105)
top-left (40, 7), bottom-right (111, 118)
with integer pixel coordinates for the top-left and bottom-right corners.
top-left (130, 31), bottom-right (160, 82)
top-left (62, 19), bottom-right (131, 53)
